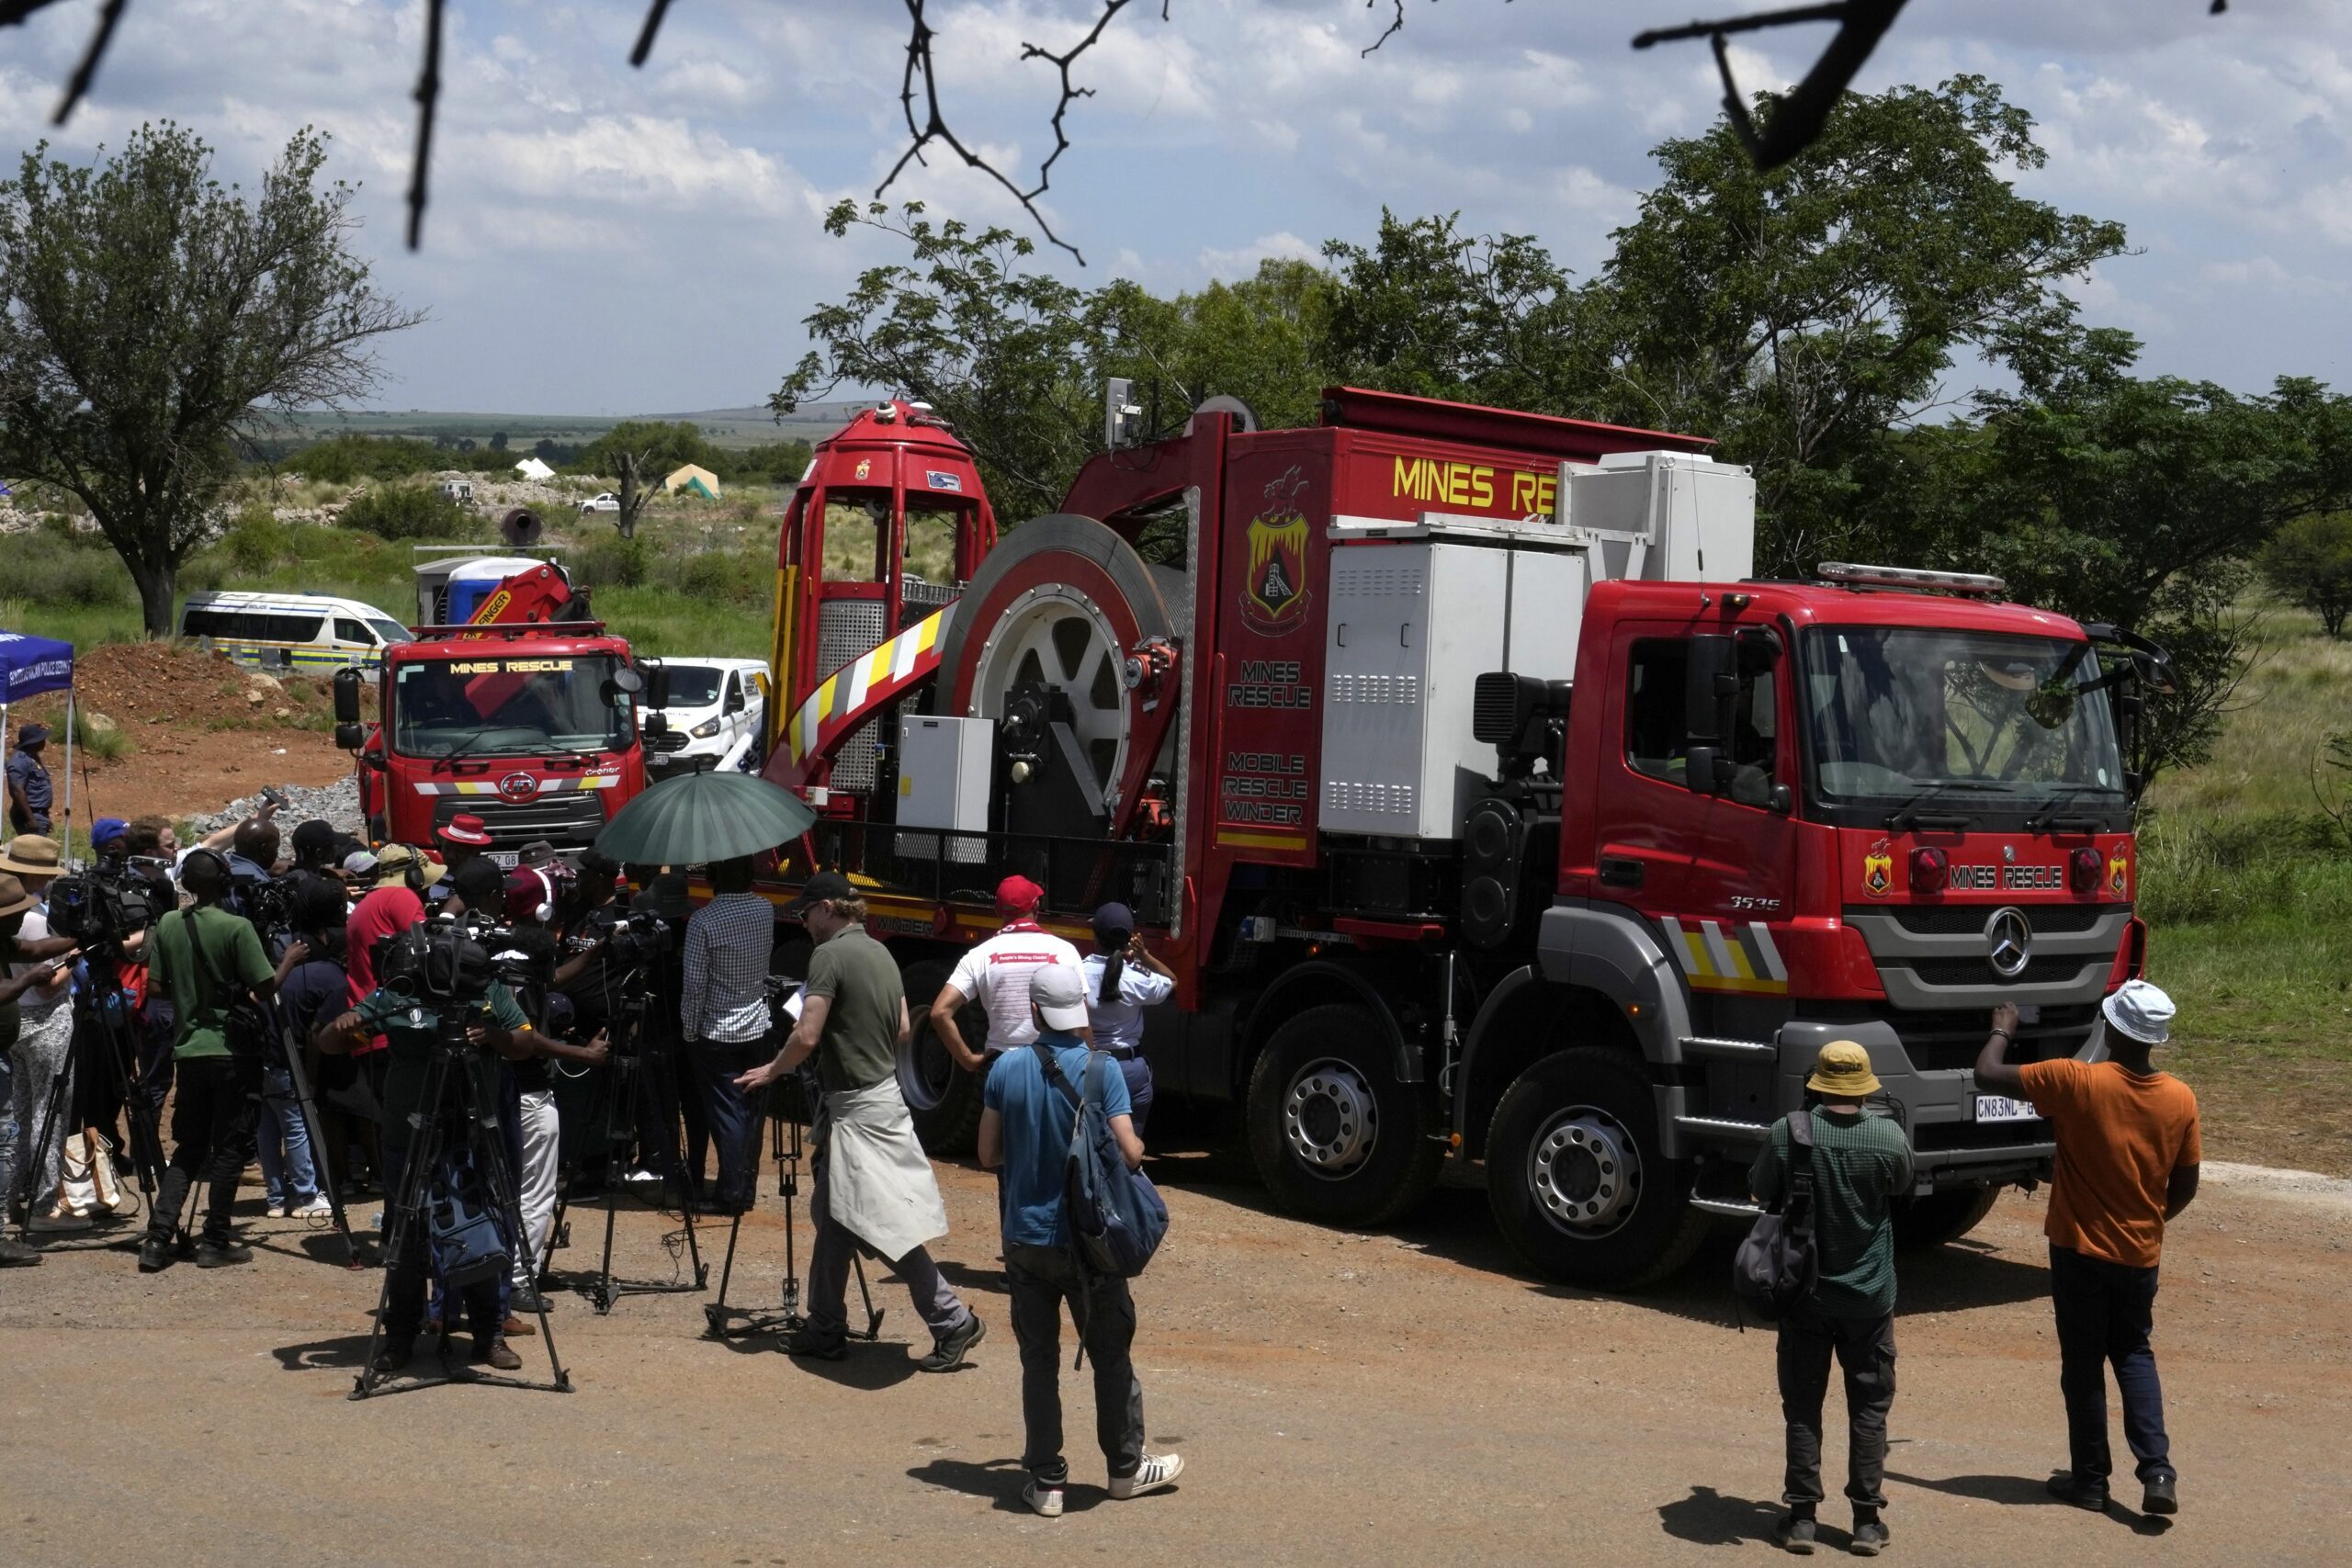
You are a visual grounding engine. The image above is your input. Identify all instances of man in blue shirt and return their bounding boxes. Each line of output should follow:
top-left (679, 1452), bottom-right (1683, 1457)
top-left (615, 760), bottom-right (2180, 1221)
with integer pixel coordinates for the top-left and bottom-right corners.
top-left (6, 725), bottom-right (51, 834)
top-left (979, 964), bottom-right (1182, 1517)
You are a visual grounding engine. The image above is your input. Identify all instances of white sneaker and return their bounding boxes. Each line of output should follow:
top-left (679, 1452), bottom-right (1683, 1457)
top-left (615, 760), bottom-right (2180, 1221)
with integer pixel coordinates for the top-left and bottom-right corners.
top-left (623, 1168), bottom-right (659, 1184)
top-left (1107, 1453), bottom-right (1183, 1500)
top-left (293, 1195), bottom-right (334, 1218)
top-left (264, 1201), bottom-right (289, 1219)
top-left (1022, 1479), bottom-right (1064, 1517)
top-left (28, 1207), bottom-right (93, 1233)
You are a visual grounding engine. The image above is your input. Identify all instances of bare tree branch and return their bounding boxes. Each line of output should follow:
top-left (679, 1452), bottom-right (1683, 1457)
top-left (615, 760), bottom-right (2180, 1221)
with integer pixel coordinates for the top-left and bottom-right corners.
top-left (628, 0), bottom-right (674, 69)
top-left (51, 0), bottom-right (128, 126)
top-left (1634, 2), bottom-right (1910, 172)
top-left (406, 0), bottom-right (447, 251)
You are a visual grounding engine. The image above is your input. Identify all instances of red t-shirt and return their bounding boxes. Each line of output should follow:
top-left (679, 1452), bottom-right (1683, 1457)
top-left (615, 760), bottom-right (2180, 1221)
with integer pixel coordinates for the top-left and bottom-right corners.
top-left (345, 885), bottom-right (424, 1055)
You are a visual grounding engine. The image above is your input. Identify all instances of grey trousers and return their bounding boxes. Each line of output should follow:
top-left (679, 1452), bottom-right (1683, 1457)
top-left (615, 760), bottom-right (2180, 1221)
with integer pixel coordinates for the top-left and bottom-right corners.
top-left (804, 1142), bottom-right (967, 1341)
top-left (1005, 1241), bottom-right (1145, 1483)
top-left (1778, 1303), bottom-right (1896, 1512)
top-left (1, 1005), bottom-right (75, 1215)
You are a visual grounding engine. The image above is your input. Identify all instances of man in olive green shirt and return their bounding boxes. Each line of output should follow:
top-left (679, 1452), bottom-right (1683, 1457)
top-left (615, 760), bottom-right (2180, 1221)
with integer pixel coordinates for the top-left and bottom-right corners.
top-left (1750, 1042), bottom-right (1914, 1557)
top-left (139, 850), bottom-right (290, 1272)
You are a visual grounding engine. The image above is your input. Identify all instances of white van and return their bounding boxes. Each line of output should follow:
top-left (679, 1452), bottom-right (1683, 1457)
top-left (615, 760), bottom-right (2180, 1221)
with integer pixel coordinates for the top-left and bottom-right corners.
top-left (645, 658), bottom-right (770, 775)
top-left (177, 591), bottom-right (413, 674)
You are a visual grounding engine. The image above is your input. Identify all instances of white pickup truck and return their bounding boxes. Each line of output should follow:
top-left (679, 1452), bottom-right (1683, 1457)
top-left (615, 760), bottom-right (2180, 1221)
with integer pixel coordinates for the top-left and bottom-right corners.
top-left (577, 491), bottom-right (621, 514)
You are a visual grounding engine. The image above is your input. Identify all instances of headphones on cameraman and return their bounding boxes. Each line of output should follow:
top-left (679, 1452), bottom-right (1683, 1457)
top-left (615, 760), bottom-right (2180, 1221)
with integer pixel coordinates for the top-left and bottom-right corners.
top-left (390, 843), bottom-right (427, 895)
top-left (180, 845), bottom-right (232, 886)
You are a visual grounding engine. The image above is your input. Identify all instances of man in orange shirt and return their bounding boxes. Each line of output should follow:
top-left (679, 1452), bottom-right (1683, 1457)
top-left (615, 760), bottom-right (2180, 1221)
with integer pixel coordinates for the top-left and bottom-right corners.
top-left (1975, 981), bottom-right (2199, 1518)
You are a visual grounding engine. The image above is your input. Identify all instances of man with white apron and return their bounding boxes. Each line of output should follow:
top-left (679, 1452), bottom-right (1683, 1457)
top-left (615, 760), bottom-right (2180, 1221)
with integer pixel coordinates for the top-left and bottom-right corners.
top-left (737, 872), bottom-right (985, 1370)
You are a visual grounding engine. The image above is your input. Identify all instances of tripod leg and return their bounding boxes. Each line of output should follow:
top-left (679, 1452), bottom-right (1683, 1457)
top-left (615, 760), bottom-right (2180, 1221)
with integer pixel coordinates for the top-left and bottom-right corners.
top-left (464, 1069), bottom-right (569, 1392)
top-left (274, 1008), bottom-right (360, 1269)
top-left (10, 1065), bottom-right (72, 1243)
top-left (851, 1250), bottom-right (884, 1342)
top-left (352, 1053), bottom-right (450, 1399)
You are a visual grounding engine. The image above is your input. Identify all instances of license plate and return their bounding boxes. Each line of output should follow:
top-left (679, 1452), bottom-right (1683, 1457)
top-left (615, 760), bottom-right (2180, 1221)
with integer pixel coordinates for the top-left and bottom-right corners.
top-left (488, 850), bottom-right (519, 870)
top-left (1974, 1093), bottom-right (2041, 1124)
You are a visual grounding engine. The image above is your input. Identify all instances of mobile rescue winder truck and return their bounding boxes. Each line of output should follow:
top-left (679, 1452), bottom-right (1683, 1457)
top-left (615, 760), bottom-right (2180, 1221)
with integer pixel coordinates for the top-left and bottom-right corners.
top-left (729, 387), bottom-right (2167, 1290)
top-left (332, 521), bottom-right (652, 863)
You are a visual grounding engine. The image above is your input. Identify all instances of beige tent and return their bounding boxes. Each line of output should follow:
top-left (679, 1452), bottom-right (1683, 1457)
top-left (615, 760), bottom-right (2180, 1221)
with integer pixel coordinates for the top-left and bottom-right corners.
top-left (664, 463), bottom-right (722, 500)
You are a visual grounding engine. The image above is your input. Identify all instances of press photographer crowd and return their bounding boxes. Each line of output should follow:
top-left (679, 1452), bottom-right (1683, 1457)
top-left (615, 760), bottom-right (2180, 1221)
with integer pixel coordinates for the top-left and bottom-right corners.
top-left (0, 768), bottom-right (2212, 1535)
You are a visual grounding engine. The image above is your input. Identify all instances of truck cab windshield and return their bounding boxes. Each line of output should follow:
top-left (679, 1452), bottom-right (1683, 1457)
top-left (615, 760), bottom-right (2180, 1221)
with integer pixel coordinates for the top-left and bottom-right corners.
top-left (390, 654), bottom-right (633, 758)
top-left (1800, 626), bottom-right (2125, 822)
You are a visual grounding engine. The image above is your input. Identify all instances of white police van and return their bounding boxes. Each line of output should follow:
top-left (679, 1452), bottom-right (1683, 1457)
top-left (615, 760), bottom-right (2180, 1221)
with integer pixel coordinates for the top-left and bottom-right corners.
top-left (177, 591), bottom-right (413, 673)
top-left (643, 658), bottom-right (770, 775)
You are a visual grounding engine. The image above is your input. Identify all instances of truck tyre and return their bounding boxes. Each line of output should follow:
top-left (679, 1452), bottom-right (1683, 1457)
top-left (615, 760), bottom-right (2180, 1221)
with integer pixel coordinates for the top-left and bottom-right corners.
top-left (1485, 1048), bottom-right (1706, 1291)
top-left (1245, 1003), bottom-right (1442, 1227)
top-left (1892, 1184), bottom-right (2001, 1249)
top-left (896, 959), bottom-right (985, 1156)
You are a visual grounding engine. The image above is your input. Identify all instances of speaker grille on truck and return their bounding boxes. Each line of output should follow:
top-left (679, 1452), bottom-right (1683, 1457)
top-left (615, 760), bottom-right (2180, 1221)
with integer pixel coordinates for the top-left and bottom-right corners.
top-left (1473, 671), bottom-right (1522, 745)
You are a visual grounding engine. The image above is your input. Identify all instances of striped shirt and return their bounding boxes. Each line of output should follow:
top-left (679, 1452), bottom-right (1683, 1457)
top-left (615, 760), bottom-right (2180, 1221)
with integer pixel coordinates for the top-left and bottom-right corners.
top-left (681, 892), bottom-right (774, 1043)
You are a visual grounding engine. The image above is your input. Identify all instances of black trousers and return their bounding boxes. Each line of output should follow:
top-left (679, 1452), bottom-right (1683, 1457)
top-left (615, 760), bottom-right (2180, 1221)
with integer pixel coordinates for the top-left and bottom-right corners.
top-left (1777, 1303), bottom-right (1896, 1512)
top-left (380, 1139), bottom-right (502, 1346)
top-left (2050, 1243), bottom-right (2173, 1485)
top-left (1005, 1242), bottom-right (1145, 1484)
top-left (146, 1054), bottom-right (262, 1247)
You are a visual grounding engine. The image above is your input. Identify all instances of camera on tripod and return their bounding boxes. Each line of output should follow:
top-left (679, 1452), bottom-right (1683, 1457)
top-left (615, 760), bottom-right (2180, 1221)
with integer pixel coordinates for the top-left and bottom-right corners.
top-left (46, 863), bottom-right (161, 950)
top-left (582, 901), bottom-right (674, 969)
top-left (378, 918), bottom-right (504, 1045)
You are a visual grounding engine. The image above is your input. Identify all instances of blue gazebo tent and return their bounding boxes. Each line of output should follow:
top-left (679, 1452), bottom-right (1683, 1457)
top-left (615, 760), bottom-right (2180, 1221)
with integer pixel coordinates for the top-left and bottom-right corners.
top-left (0, 630), bottom-right (78, 861)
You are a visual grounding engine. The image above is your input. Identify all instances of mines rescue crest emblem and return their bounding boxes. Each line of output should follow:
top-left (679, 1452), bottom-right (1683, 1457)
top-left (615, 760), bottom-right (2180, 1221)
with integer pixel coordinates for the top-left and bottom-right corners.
top-left (1240, 466), bottom-right (1312, 636)
top-left (2108, 848), bottom-right (2130, 897)
top-left (1862, 840), bottom-right (1894, 898)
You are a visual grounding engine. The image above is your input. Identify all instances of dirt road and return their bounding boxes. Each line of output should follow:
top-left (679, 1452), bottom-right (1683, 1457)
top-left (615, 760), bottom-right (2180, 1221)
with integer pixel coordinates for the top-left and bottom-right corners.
top-left (2, 1135), bottom-right (2346, 1567)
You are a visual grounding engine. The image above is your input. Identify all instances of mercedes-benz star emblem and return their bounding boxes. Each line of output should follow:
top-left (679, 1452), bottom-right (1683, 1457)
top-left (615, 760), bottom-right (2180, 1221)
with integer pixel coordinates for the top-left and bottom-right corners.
top-left (1984, 906), bottom-right (2032, 979)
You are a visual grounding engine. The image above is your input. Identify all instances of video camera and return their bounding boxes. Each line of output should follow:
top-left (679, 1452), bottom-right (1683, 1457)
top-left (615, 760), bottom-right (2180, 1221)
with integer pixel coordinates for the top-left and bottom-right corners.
top-left (377, 916), bottom-right (503, 1036)
top-left (46, 861), bottom-right (162, 949)
top-left (578, 897), bottom-right (676, 969)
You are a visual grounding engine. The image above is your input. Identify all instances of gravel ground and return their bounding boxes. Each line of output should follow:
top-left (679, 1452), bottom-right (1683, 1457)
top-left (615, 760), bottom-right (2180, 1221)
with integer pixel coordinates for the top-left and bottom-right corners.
top-left (1, 1115), bottom-right (2346, 1567)
top-left (188, 773), bottom-right (362, 838)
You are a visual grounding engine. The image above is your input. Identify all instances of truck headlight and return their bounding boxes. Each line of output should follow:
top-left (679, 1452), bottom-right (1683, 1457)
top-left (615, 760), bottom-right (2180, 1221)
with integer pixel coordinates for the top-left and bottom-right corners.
top-left (690, 717), bottom-right (723, 739)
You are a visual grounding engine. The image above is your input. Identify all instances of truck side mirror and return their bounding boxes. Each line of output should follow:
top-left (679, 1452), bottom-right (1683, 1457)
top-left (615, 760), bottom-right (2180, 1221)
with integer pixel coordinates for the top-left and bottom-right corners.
top-left (334, 723), bottom-right (366, 751)
top-left (332, 667), bottom-right (364, 726)
top-left (1685, 635), bottom-right (1735, 744)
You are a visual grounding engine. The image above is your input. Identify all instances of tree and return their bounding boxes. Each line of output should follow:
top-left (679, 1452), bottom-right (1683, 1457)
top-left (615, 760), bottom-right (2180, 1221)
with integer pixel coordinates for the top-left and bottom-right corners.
top-left (0, 123), bottom-right (420, 632)
top-left (1572, 74), bottom-right (2130, 574)
top-left (489, 430), bottom-right (508, 452)
top-left (2258, 513), bottom-right (2352, 637)
top-left (577, 419), bottom-right (720, 539)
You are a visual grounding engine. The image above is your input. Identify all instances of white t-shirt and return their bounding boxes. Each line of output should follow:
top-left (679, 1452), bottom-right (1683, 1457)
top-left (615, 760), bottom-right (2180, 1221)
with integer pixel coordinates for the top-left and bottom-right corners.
top-left (12, 906), bottom-right (71, 1021)
top-left (945, 923), bottom-right (1083, 1051)
top-left (1079, 952), bottom-right (1175, 1057)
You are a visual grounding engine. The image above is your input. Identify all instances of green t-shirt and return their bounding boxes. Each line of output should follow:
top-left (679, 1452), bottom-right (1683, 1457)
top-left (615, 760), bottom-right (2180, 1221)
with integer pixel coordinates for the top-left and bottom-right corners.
top-left (1750, 1107), bottom-right (1915, 1318)
top-left (356, 981), bottom-right (530, 1154)
top-left (146, 905), bottom-right (274, 1061)
top-left (802, 925), bottom-right (902, 1094)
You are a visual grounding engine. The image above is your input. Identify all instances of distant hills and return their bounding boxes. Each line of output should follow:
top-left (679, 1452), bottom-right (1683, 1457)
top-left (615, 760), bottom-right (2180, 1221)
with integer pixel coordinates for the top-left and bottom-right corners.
top-left (281, 401), bottom-right (866, 451)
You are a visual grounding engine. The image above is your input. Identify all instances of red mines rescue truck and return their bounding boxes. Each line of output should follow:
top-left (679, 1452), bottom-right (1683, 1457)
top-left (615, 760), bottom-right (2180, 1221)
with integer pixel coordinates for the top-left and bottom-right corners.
top-left (758, 389), bottom-right (2166, 1289)
top-left (334, 544), bottom-right (650, 861)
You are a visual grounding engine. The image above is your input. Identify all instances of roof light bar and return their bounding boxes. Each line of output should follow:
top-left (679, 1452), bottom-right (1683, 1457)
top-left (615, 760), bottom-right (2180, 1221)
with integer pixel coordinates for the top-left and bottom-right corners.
top-left (1816, 561), bottom-right (2007, 597)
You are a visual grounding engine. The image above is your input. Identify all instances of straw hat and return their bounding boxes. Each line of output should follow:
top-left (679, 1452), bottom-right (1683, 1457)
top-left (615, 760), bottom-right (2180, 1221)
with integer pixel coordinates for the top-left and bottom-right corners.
top-left (0, 873), bottom-right (35, 919)
top-left (0, 835), bottom-right (62, 876)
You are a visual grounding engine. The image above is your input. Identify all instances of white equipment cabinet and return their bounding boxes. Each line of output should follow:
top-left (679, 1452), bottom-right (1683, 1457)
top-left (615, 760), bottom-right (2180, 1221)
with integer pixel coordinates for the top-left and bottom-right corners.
top-left (1319, 541), bottom-right (1583, 839)
top-left (895, 713), bottom-right (994, 862)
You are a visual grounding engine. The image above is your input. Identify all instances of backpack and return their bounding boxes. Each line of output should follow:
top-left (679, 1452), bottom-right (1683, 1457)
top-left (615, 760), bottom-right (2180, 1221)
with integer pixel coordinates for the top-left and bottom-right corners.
top-left (1033, 1042), bottom-right (1170, 1280)
top-left (1733, 1110), bottom-right (1821, 1322)
top-left (427, 1146), bottom-right (513, 1290)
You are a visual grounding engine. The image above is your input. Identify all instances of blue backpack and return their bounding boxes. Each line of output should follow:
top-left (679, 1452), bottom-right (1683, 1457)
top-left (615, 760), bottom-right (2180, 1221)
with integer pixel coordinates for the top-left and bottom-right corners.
top-left (428, 1147), bottom-right (513, 1291)
top-left (1034, 1043), bottom-right (1169, 1280)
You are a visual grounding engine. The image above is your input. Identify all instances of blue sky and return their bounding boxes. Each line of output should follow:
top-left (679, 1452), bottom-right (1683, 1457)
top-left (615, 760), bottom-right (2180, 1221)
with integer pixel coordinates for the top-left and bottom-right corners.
top-left (2, 0), bottom-right (2346, 416)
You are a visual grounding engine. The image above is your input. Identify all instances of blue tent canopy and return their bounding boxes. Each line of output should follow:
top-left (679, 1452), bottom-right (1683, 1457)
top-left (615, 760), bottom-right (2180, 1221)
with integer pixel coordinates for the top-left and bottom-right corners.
top-left (0, 630), bottom-right (74, 702)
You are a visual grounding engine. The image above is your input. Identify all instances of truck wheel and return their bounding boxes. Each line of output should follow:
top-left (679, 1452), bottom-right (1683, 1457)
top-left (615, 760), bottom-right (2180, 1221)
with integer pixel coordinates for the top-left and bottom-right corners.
top-left (1485, 1048), bottom-right (1706, 1290)
top-left (897, 959), bottom-right (985, 1156)
top-left (1892, 1185), bottom-right (2001, 1249)
top-left (1245, 1003), bottom-right (1442, 1227)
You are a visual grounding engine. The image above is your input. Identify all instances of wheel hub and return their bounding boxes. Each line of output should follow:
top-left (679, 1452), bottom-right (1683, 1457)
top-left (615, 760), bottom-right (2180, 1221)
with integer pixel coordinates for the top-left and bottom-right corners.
top-left (1529, 1107), bottom-right (1641, 1235)
top-left (1283, 1059), bottom-right (1378, 1179)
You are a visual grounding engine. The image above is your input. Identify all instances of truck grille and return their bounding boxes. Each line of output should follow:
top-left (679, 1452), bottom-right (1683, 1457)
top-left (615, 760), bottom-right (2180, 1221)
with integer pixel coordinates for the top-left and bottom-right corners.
top-left (1871, 903), bottom-right (2125, 937)
top-left (1890, 1002), bottom-right (2098, 1072)
top-left (432, 793), bottom-right (605, 851)
top-left (817, 600), bottom-right (888, 793)
top-left (1905, 954), bottom-right (2108, 988)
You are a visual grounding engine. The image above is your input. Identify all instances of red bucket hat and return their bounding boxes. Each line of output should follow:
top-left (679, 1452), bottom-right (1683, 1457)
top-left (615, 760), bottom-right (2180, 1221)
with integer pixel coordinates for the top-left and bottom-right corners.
top-left (440, 814), bottom-right (494, 849)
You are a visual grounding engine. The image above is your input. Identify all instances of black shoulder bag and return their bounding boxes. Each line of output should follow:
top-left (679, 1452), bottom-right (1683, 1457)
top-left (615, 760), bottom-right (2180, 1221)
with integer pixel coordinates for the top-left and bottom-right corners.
top-left (181, 909), bottom-right (273, 1055)
top-left (1733, 1109), bottom-right (1821, 1323)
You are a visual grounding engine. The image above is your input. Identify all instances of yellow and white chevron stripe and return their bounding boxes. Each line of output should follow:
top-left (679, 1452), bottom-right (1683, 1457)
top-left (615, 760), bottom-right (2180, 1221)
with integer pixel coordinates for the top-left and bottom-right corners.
top-left (1658, 916), bottom-right (1790, 996)
top-left (784, 604), bottom-right (958, 764)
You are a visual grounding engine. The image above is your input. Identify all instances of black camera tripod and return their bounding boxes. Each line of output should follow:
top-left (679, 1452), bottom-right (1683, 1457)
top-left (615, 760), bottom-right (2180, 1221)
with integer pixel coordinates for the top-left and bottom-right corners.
top-left (703, 1056), bottom-right (883, 1344)
top-left (10, 953), bottom-right (164, 1248)
top-left (351, 1027), bottom-right (571, 1399)
top-left (571, 968), bottom-right (707, 1314)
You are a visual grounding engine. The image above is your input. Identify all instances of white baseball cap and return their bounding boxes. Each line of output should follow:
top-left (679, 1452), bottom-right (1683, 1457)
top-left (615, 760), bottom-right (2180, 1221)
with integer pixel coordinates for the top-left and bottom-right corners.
top-left (1030, 964), bottom-right (1090, 1033)
top-left (2101, 978), bottom-right (2175, 1046)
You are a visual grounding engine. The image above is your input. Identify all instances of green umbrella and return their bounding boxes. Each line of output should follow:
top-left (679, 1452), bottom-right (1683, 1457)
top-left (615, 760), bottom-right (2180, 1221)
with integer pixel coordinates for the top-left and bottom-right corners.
top-left (594, 767), bottom-right (817, 867)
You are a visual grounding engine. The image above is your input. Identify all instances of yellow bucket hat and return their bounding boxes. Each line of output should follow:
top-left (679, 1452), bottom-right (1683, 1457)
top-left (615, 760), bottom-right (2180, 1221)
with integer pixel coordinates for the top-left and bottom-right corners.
top-left (1805, 1040), bottom-right (1882, 1098)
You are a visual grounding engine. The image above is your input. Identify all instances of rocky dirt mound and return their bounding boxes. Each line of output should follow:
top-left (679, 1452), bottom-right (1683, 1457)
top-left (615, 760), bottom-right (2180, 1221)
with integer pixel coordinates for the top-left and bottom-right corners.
top-left (16, 640), bottom-right (326, 729)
